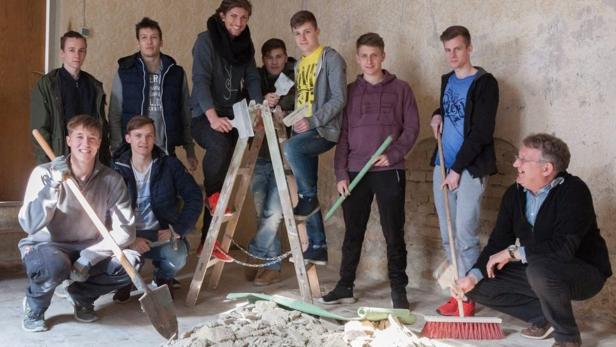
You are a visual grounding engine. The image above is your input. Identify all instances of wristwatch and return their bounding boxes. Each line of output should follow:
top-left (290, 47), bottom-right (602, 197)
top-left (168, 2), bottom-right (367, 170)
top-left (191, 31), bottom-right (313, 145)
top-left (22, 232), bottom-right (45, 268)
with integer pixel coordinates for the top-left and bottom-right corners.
top-left (508, 245), bottom-right (518, 260)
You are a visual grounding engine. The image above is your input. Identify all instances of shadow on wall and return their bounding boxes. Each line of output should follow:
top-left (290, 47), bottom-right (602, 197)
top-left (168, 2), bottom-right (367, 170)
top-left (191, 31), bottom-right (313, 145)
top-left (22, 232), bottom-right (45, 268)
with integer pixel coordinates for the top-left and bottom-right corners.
top-left (575, 158), bottom-right (616, 323)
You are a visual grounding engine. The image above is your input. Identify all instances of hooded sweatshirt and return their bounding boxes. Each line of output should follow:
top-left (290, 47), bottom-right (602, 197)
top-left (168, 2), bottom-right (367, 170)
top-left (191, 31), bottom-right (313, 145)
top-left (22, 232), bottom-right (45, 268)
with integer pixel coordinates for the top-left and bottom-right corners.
top-left (334, 70), bottom-right (420, 182)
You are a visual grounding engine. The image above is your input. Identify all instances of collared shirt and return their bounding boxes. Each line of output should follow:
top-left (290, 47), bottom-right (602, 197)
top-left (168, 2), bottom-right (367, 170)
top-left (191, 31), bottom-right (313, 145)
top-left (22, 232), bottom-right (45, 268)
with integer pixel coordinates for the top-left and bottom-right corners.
top-left (469, 176), bottom-right (565, 282)
top-left (517, 176), bottom-right (564, 263)
top-left (524, 176), bottom-right (565, 226)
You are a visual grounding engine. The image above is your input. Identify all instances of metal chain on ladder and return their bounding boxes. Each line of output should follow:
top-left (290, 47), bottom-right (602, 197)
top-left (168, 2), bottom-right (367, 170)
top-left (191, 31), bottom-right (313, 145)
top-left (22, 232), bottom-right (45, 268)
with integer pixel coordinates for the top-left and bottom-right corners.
top-left (211, 238), bottom-right (293, 268)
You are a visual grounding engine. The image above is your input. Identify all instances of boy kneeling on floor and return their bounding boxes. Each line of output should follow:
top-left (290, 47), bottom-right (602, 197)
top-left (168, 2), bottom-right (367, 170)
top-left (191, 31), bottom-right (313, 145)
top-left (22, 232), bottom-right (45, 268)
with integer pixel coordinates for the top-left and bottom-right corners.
top-left (19, 115), bottom-right (139, 332)
top-left (112, 116), bottom-right (203, 301)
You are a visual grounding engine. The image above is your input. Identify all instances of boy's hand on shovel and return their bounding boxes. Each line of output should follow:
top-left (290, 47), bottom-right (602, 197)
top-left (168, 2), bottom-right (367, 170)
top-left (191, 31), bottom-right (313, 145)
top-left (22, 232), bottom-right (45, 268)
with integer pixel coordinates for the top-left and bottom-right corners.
top-left (50, 155), bottom-right (70, 186)
top-left (337, 180), bottom-right (350, 197)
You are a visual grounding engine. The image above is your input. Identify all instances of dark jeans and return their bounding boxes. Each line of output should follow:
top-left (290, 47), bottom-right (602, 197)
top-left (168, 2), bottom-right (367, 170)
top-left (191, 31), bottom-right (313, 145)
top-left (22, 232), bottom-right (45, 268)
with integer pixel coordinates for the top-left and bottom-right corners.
top-left (467, 258), bottom-right (607, 343)
top-left (338, 170), bottom-right (408, 290)
top-left (191, 116), bottom-right (238, 196)
top-left (192, 116), bottom-right (238, 239)
top-left (22, 243), bottom-right (140, 315)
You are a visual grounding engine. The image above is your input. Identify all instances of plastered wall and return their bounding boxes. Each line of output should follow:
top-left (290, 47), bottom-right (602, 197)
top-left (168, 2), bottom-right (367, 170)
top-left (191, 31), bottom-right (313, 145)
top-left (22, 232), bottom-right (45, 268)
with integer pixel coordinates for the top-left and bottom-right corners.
top-left (54, 0), bottom-right (615, 320)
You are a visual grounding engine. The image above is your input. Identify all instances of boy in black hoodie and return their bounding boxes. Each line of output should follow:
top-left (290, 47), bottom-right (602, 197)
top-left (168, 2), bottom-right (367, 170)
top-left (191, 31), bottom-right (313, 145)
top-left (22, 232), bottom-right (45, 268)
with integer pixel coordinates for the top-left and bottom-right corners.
top-left (429, 25), bottom-right (499, 317)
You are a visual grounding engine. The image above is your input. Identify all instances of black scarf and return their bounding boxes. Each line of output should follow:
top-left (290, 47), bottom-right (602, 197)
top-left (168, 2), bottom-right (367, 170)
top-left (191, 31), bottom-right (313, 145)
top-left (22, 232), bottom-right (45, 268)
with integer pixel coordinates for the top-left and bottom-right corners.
top-left (207, 14), bottom-right (255, 65)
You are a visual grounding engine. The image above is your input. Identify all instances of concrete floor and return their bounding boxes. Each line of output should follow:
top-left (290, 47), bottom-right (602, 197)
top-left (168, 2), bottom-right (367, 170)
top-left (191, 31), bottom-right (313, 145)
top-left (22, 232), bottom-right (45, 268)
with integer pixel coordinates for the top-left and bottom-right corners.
top-left (1, 252), bottom-right (615, 347)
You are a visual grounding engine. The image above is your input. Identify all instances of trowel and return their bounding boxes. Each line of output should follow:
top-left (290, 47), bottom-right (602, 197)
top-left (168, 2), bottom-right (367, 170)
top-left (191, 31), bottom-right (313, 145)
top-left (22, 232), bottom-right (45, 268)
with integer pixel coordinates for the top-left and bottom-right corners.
top-left (274, 72), bottom-right (294, 96)
top-left (231, 99), bottom-right (255, 139)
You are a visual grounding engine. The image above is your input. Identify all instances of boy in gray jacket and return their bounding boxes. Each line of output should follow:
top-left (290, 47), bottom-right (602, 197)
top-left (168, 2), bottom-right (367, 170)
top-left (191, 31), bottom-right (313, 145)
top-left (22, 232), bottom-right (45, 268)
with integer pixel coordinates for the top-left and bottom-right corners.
top-left (283, 10), bottom-right (347, 265)
top-left (18, 115), bottom-right (138, 332)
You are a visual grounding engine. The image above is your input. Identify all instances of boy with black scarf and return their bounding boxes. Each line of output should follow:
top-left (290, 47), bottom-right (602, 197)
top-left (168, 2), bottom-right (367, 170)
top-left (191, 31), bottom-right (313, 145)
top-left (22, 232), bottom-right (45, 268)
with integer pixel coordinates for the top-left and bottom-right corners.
top-left (190, 0), bottom-right (263, 255)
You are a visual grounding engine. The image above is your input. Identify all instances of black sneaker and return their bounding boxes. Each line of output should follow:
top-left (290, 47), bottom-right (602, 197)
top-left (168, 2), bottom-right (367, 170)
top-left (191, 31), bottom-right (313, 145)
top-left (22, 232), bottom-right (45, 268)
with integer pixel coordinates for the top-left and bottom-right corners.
top-left (319, 285), bottom-right (356, 305)
top-left (66, 290), bottom-right (98, 323)
top-left (73, 303), bottom-right (98, 323)
top-left (155, 278), bottom-right (175, 300)
top-left (112, 284), bottom-right (133, 304)
top-left (22, 297), bottom-right (48, 332)
top-left (293, 196), bottom-right (320, 218)
top-left (391, 288), bottom-right (409, 309)
top-left (171, 278), bottom-right (181, 289)
top-left (303, 246), bottom-right (328, 266)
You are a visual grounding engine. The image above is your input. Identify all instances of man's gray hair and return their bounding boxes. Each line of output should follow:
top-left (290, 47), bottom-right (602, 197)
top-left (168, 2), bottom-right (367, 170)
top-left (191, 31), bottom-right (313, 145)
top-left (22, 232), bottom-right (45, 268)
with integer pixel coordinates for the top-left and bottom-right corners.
top-left (522, 133), bottom-right (571, 172)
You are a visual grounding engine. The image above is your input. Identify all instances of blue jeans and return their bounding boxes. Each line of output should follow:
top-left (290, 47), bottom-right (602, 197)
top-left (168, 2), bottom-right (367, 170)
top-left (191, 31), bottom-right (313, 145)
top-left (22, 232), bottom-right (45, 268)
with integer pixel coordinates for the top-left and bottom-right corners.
top-left (139, 230), bottom-right (188, 280)
top-left (283, 129), bottom-right (335, 248)
top-left (249, 158), bottom-right (283, 271)
top-left (22, 243), bottom-right (139, 315)
top-left (433, 167), bottom-right (486, 277)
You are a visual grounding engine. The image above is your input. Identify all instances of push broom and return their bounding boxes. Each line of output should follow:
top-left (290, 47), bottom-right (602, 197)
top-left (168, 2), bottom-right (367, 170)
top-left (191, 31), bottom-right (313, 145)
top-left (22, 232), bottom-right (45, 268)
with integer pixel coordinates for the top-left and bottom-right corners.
top-left (421, 132), bottom-right (504, 340)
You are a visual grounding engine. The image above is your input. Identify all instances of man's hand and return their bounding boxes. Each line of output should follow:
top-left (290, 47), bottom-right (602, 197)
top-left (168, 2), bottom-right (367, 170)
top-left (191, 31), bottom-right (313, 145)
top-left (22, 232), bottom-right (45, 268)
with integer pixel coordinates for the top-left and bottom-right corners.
top-left (265, 93), bottom-right (280, 108)
top-left (50, 155), bottom-right (70, 185)
top-left (337, 180), bottom-right (350, 197)
top-left (209, 115), bottom-right (233, 133)
top-left (130, 237), bottom-right (151, 254)
top-left (157, 229), bottom-right (173, 242)
top-left (293, 118), bottom-right (310, 133)
top-left (441, 170), bottom-right (461, 191)
top-left (430, 114), bottom-right (443, 139)
top-left (70, 257), bottom-right (91, 282)
top-left (486, 249), bottom-right (511, 278)
top-left (456, 275), bottom-right (478, 294)
top-left (187, 156), bottom-right (198, 172)
top-left (373, 154), bottom-right (390, 167)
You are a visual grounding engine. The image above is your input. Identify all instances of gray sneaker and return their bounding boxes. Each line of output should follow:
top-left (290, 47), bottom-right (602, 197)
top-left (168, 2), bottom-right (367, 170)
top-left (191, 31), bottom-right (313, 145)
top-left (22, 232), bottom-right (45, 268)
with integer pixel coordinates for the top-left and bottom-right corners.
top-left (22, 297), bottom-right (48, 332)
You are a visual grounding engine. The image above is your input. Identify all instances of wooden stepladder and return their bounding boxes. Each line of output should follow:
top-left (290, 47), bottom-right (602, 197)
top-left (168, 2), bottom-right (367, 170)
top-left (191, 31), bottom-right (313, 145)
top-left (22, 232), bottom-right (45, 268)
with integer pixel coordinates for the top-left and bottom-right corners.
top-left (185, 101), bottom-right (320, 306)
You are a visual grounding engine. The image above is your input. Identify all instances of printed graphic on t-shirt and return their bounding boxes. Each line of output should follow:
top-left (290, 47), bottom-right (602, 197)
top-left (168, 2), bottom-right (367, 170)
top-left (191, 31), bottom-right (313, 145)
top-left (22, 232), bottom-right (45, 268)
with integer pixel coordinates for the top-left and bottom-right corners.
top-left (296, 64), bottom-right (316, 104)
top-left (223, 63), bottom-right (239, 101)
top-left (295, 46), bottom-right (323, 116)
top-left (148, 73), bottom-right (162, 113)
top-left (443, 88), bottom-right (465, 128)
top-left (437, 73), bottom-right (476, 168)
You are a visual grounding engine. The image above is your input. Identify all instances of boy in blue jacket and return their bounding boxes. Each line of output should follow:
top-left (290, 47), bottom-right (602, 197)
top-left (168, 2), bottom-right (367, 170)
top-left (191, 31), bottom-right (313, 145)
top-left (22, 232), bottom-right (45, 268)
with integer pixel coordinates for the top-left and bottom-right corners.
top-left (112, 116), bottom-right (202, 299)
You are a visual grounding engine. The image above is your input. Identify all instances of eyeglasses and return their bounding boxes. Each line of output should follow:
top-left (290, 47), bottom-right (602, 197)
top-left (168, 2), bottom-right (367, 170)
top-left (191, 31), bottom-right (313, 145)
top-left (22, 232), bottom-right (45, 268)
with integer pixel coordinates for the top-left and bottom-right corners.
top-left (514, 155), bottom-right (548, 164)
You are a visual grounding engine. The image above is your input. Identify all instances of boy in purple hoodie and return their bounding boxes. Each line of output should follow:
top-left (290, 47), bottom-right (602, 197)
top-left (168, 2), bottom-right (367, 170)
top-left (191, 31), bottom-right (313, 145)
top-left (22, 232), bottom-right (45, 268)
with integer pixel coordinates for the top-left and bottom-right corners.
top-left (320, 33), bottom-right (419, 308)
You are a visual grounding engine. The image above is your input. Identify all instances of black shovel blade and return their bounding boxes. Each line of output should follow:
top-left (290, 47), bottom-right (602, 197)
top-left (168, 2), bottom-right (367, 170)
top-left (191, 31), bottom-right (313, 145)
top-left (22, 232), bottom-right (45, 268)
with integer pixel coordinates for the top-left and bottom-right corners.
top-left (138, 284), bottom-right (178, 340)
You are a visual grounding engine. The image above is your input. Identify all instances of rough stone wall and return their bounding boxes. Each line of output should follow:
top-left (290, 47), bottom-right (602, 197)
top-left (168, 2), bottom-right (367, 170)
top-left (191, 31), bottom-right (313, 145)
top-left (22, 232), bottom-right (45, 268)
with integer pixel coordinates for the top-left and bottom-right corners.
top-left (53, 0), bottom-right (616, 320)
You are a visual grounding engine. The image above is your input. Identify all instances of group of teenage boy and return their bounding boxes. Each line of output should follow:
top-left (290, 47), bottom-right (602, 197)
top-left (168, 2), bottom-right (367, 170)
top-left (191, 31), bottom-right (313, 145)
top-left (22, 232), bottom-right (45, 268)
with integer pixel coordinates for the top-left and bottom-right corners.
top-left (20, 1), bottom-right (611, 346)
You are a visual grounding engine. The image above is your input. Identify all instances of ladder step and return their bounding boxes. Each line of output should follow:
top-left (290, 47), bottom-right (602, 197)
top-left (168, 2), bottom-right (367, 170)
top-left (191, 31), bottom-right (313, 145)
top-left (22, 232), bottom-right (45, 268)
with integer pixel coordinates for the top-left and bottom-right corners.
top-left (206, 257), bottom-right (220, 268)
top-left (221, 212), bottom-right (236, 222)
top-left (237, 167), bottom-right (250, 176)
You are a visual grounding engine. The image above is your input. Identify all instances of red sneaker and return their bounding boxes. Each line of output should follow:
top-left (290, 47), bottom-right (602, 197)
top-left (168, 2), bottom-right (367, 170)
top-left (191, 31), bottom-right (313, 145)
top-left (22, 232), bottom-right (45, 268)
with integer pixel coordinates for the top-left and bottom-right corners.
top-left (207, 192), bottom-right (233, 216)
top-left (436, 297), bottom-right (475, 316)
top-left (212, 241), bottom-right (233, 263)
top-left (196, 240), bottom-right (233, 262)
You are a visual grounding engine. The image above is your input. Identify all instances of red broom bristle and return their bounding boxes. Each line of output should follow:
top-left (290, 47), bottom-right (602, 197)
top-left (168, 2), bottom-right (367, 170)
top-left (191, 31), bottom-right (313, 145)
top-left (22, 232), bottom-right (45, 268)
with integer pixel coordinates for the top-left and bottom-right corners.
top-left (421, 321), bottom-right (505, 340)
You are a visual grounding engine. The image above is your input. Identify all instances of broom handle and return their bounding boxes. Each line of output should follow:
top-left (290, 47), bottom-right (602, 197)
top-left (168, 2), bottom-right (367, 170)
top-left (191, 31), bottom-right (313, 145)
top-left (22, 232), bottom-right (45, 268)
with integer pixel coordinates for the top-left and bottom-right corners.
top-left (32, 130), bottom-right (148, 291)
top-left (437, 132), bottom-right (465, 317)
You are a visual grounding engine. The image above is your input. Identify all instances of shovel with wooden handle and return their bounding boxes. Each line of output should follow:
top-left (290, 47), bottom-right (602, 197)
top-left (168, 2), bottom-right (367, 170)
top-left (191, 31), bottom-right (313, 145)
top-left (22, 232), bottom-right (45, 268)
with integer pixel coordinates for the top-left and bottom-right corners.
top-left (32, 129), bottom-right (178, 340)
